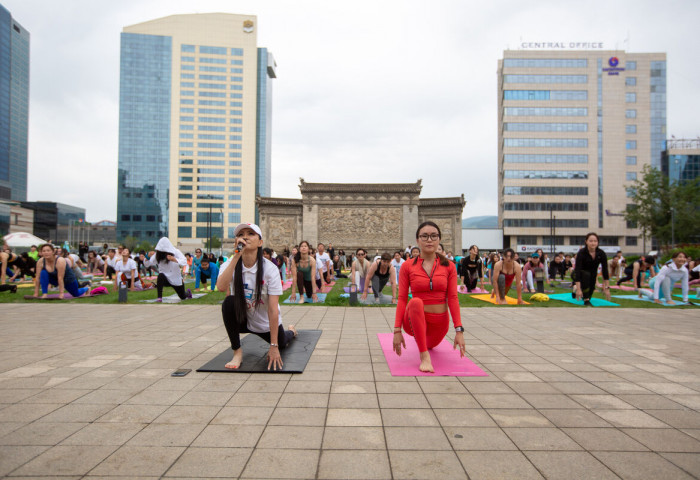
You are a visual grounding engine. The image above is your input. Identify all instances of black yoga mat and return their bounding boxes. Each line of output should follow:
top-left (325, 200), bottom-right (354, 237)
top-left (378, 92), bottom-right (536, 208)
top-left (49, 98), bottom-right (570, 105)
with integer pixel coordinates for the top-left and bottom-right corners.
top-left (197, 329), bottom-right (322, 373)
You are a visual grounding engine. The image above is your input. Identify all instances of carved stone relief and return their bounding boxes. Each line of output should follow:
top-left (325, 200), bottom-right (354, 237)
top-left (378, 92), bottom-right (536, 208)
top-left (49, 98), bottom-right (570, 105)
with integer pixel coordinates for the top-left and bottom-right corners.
top-left (267, 215), bottom-right (298, 249)
top-left (318, 207), bottom-right (402, 246)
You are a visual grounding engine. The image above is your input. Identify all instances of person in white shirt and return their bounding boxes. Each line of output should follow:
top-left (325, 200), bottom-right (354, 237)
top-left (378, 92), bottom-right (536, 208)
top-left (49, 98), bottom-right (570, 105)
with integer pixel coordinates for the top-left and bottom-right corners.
top-left (104, 249), bottom-right (117, 279)
top-left (113, 247), bottom-right (143, 291)
top-left (391, 251), bottom-right (405, 286)
top-left (145, 238), bottom-right (191, 302)
top-left (640, 251), bottom-right (690, 304)
top-left (315, 243), bottom-right (332, 288)
top-left (218, 223), bottom-right (297, 370)
top-left (86, 251), bottom-right (105, 275)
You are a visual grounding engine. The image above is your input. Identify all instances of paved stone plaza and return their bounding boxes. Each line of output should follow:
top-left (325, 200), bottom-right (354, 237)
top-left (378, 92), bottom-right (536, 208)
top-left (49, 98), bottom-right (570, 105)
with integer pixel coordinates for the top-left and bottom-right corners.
top-left (0, 304), bottom-right (699, 479)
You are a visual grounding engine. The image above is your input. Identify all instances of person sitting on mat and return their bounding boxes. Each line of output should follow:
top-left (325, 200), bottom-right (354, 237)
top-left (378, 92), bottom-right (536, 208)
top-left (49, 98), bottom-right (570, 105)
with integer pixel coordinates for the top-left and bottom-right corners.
top-left (521, 253), bottom-right (545, 293)
top-left (289, 240), bottom-right (319, 303)
top-left (573, 232), bottom-right (611, 306)
top-left (639, 251), bottom-right (689, 304)
top-left (491, 248), bottom-right (524, 305)
top-left (350, 247), bottom-right (371, 293)
top-left (194, 256), bottom-right (219, 292)
top-left (218, 222), bottom-right (297, 370)
top-left (113, 247), bottom-right (144, 291)
top-left (393, 221), bottom-right (466, 373)
top-left (33, 244), bottom-right (90, 299)
top-left (145, 238), bottom-right (191, 302)
top-left (617, 255), bottom-right (656, 290)
top-left (461, 245), bottom-right (484, 292)
top-left (361, 252), bottom-right (397, 303)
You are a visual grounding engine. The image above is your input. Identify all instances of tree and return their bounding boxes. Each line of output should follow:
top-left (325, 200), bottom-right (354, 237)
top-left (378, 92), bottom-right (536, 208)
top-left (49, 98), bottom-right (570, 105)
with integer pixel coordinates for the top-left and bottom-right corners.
top-left (625, 165), bottom-right (700, 249)
top-left (204, 236), bottom-right (222, 250)
top-left (123, 236), bottom-right (139, 252)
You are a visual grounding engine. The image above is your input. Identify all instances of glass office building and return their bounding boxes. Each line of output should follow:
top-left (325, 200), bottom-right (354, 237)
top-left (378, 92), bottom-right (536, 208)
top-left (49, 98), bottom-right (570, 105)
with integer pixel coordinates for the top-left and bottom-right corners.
top-left (0, 3), bottom-right (29, 202)
top-left (117, 13), bottom-right (276, 247)
top-left (498, 50), bottom-right (666, 253)
top-left (661, 140), bottom-right (700, 185)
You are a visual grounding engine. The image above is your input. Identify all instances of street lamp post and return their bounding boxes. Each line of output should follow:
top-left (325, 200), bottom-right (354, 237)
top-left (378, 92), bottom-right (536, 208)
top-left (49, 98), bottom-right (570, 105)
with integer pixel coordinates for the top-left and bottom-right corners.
top-left (671, 207), bottom-right (675, 250)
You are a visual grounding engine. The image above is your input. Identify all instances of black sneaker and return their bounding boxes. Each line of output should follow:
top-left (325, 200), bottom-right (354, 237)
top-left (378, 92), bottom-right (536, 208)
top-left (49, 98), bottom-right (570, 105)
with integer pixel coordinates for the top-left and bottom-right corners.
top-left (571, 292), bottom-right (576, 299)
top-left (583, 299), bottom-right (592, 306)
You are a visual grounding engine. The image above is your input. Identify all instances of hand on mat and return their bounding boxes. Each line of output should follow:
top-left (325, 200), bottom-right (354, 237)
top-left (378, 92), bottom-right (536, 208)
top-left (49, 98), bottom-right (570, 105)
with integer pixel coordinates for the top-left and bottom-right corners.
top-left (267, 346), bottom-right (283, 371)
top-left (311, 293), bottom-right (318, 303)
top-left (393, 332), bottom-right (406, 356)
top-left (453, 332), bottom-right (466, 358)
top-left (58, 293), bottom-right (65, 300)
top-left (361, 292), bottom-right (367, 300)
top-left (604, 289), bottom-right (611, 302)
top-left (288, 293), bottom-right (297, 302)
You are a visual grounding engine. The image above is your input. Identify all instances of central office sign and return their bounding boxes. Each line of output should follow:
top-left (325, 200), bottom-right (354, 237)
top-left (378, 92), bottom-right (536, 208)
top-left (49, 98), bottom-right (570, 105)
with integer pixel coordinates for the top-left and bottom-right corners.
top-left (520, 42), bottom-right (604, 49)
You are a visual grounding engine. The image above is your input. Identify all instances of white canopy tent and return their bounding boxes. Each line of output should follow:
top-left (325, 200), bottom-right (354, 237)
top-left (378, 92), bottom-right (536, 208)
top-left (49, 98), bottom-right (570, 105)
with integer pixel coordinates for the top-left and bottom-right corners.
top-left (3, 232), bottom-right (47, 248)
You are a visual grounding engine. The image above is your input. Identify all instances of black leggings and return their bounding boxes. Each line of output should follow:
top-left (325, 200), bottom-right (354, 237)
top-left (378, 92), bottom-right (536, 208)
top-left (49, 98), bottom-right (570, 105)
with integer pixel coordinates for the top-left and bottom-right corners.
top-left (617, 268), bottom-right (641, 286)
top-left (463, 271), bottom-right (479, 291)
top-left (157, 273), bottom-right (187, 299)
top-left (296, 275), bottom-right (313, 297)
top-left (576, 270), bottom-right (596, 300)
top-left (221, 296), bottom-right (295, 350)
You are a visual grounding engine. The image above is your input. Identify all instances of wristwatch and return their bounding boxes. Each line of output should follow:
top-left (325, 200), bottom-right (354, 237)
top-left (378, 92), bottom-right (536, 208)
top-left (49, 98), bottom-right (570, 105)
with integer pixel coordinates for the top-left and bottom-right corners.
top-left (455, 326), bottom-right (465, 333)
top-left (270, 343), bottom-right (278, 347)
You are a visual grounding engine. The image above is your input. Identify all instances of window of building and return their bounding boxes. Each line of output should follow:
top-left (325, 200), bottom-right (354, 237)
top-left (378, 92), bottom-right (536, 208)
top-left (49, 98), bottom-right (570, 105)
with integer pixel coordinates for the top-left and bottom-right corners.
top-left (198, 151), bottom-right (226, 157)
top-left (199, 74), bottom-right (227, 81)
top-left (178, 212), bottom-right (192, 222)
top-left (181, 44), bottom-right (195, 52)
top-left (197, 194), bottom-right (224, 200)
top-left (503, 203), bottom-right (588, 211)
top-left (503, 138), bottom-right (588, 148)
top-left (626, 156), bottom-right (637, 165)
top-left (503, 58), bottom-right (587, 68)
top-left (199, 160), bottom-right (225, 166)
top-left (179, 176), bottom-right (192, 182)
top-left (504, 123), bottom-right (588, 132)
top-left (200, 99), bottom-right (226, 106)
top-left (231, 59), bottom-right (243, 65)
top-left (626, 61), bottom-right (637, 70)
top-left (625, 109), bottom-right (637, 118)
top-left (503, 74), bottom-right (588, 84)
top-left (200, 66), bottom-right (227, 73)
top-left (121, 215), bottom-right (130, 221)
top-left (517, 236), bottom-right (538, 245)
top-left (626, 219), bottom-right (638, 229)
top-left (197, 203), bottom-right (224, 209)
top-left (229, 194), bottom-right (241, 200)
top-left (180, 133), bottom-right (193, 139)
top-left (230, 152), bottom-right (242, 158)
top-left (197, 168), bottom-right (225, 174)
top-left (625, 93), bottom-right (637, 103)
top-left (626, 140), bottom-right (637, 150)
top-left (626, 236), bottom-right (638, 246)
top-left (178, 193), bottom-right (192, 199)
top-left (503, 186), bottom-right (588, 195)
top-left (504, 107), bottom-right (588, 116)
top-left (228, 203), bottom-right (241, 209)
top-left (625, 77), bottom-right (637, 86)
top-left (503, 219), bottom-right (588, 228)
top-left (180, 159), bottom-right (193, 165)
top-left (197, 212), bottom-right (222, 223)
top-left (178, 202), bottom-right (192, 208)
top-left (196, 227), bottom-right (224, 238)
top-left (599, 236), bottom-right (619, 247)
top-left (199, 125), bottom-right (226, 132)
top-left (179, 167), bottom-right (193, 173)
top-left (178, 227), bottom-right (192, 238)
top-left (231, 68), bottom-right (243, 74)
top-left (199, 58), bottom-right (227, 65)
top-left (569, 236), bottom-right (586, 246)
top-left (198, 134), bottom-right (225, 140)
top-left (626, 172), bottom-right (637, 181)
top-left (181, 73), bottom-right (194, 80)
top-left (625, 125), bottom-right (637, 134)
top-left (504, 170), bottom-right (588, 179)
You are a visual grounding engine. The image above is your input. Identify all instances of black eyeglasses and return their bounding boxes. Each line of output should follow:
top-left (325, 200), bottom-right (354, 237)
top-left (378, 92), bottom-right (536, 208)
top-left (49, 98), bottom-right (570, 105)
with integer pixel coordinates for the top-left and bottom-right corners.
top-left (418, 233), bottom-right (440, 241)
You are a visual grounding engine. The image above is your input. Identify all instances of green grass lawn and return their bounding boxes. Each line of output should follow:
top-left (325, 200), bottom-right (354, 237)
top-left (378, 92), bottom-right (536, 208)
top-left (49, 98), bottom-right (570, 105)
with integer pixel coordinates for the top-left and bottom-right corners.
top-left (1, 273), bottom-right (696, 309)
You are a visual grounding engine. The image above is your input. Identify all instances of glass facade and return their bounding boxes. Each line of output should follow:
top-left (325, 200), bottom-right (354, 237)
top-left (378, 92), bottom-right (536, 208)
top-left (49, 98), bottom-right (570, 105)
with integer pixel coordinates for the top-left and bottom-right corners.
top-left (255, 48), bottom-right (273, 218)
top-left (503, 138), bottom-right (588, 148)
top-left (504, 186), bottom-right (588, 196)
top-left (117, 33), bottom-right (172, 241)
top-left (504, 203), bottom-right (588, 211)
top-left (504, 74), bottom-right (587, 84)
top-left (503, 58), bottom-right (587, 68)
top-left (503, 154), bottom-right (588, 164)
top-left (504, 170), bottom-right (588, 179)
top-left (650, 61), bottom-right (667, 168)
top-left (661, 153), bottom-right (699, 184)
top-left (503, 219), bottom-right (589, 228)
top-left (504, 123), bottom-right (588, 132)
top-left (503, 90), bottom-right (587, 101)
top-left (0, 5), bottom-right (29, 201)
top-left (504, 107), bottom-right (587, 116)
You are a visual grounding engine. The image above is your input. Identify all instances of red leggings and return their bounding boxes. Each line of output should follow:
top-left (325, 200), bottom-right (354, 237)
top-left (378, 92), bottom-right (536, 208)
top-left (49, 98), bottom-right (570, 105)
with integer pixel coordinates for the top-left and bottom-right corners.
top-left (400, 298), bottom-right (449, 352)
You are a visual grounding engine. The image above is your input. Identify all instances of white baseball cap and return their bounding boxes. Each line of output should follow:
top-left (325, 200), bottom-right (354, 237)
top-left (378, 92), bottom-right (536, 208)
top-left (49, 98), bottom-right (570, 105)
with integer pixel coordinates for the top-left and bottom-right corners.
top-left (233, 223), bottom-right (262, 238)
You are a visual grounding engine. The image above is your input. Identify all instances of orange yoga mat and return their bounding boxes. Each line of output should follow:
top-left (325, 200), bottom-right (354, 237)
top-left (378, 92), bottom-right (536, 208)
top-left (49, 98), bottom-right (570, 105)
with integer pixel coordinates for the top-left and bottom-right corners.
top-left (471, 294), bottom-right (529, 305)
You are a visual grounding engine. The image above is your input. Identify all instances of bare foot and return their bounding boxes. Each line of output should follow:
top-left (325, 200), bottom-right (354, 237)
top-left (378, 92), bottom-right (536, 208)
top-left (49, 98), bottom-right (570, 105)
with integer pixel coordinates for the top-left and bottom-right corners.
top-left (289, 325), bottom-right (298, 338)
top-left (225, 349), bottom-right (243, 369)
top-left (419, 351), bottom-right (434, 373)
top-left (297, 297), bottom-right (305, 304)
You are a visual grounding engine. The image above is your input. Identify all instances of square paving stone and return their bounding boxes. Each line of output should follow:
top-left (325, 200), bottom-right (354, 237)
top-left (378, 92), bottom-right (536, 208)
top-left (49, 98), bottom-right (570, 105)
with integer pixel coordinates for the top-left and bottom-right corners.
top-left (525, 451), bottom-right (618, 480)
top-left (385, 426), bottom-right (451, 450)
top-left (257, 425), bottom-right (324, 449)
top-left (487, 409), bottom-right (553, 427)
top-left (503, 427), bottom-right (582, 451)
top-left (443, 427), bottom-right (517, 450)
top-left (389, 450), bottom-right (467, 479)
top-left (433, 408), bottom-right (497, 427)
top-left (659, 453), bottom-right (700, 478)
top-left (164, 446), bottom-right (252, 477)
top-left (593, 409), bottom-right (670, 428)
top-left (318, 449), bottom-right (391, 479)
top-left (593, 451), bottom-right (695, 480)
top-left (538, 409), bottom-right (612, 428)
top-left (622, 428), bottom-right (700, 453)
top-left (644, 409), bottom-right (700, 429)
top-left (96, 404), bottom-right (168, 423)
top-left (424, 393), bottom-right (479, 409)
top-left (378, 394), bottom-right (430, 409)
top-left (89, 445), bottom-right (185, 477)
top-left (0, 445), bottom-right (49, 476)
top-left (152, 405), bottom-right (221, 424)
top-left (227, 392), bottom-right (283, 407)
top-left (60, 423), bottom-right (145, 446)
top-left (37, 403), bottom-right (117, 423)
top-left (191, 424), bottom-right (264, 448)
top-left (380, 408), bottom-right (439, 427)
top-left (212, 406), bottom-right (274, 425)
top-left (278, 393), bottom-right (329, 408)
top-left (242, 448), bottom-right (319, 479)
top-left (126, 423), bottom-right (206, 447)
top-left (458, 451), bottom-right (544, 480)
top-left (326, 408), bottom-right (382, 427)
top-left (322, 427), bottom-right (386, 450)
top-left (563, 427), bottom-right (649, 451)
top-left (329, 393), bottom-right (379, 408)
top-left (268, 407), bottom-right (327, 426)
top-left (0, 422), bottom-right (86, 446)
top-left (472, 394), bottom-right (531, 409)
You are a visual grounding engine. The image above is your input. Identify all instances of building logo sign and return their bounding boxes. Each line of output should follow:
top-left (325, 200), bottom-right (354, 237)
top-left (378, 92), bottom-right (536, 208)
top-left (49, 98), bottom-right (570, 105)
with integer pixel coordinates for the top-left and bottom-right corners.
top-left (602, 56), bottom-right (625, 76)
top-left (243, 20), bottom-right (254, 33)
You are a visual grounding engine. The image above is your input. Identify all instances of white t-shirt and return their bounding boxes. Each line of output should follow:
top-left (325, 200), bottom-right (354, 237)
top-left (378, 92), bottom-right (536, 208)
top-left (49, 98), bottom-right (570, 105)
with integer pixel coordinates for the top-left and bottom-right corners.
top-left (69, 253), bottom-right (81, 266)
top-left (316, 252), bottom-right (330, 273)
top-left (105, 256), bottom-right (117, 269)
top-left (145, 255), bottom-right (184, 286)
top-left (221, 257), bottom-right (283, 333)
top-left (115, 258), bottom-right (138, 279)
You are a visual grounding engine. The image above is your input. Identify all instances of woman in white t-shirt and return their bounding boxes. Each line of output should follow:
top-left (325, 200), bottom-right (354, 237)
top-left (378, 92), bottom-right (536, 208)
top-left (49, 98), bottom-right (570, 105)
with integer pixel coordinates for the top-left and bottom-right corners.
top-left (218, 223), bottom-right (297, 370)
top-left (145, 237), bottom-right (190, 302)
top-left (114, 247), bottom-right (142, 291)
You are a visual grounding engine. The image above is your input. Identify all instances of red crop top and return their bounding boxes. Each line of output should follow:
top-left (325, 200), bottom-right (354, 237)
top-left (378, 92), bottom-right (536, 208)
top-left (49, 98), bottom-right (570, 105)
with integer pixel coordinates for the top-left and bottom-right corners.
top-left (394, 257), bottom-right (462, 328)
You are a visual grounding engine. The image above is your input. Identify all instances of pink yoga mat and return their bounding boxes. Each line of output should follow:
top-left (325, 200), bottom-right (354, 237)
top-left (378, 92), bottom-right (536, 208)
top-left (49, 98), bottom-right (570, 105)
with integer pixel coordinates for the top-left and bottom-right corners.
top-left (377, 333), bottom-right (488, 377)
top-left (458, 286), bottom-right (488, 294)
top-left (599, 284), bottom-right (636, 292)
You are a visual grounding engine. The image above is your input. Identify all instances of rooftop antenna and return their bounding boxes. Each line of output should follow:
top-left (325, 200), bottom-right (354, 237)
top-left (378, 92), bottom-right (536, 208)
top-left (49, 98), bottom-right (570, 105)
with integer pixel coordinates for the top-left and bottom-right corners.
top-left (624, 30), bottom-right (630, 51)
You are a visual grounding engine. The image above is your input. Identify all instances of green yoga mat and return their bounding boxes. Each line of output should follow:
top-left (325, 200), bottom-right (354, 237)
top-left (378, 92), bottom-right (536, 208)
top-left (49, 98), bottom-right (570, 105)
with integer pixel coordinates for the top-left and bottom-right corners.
top-left (548, 293), bottom-right (619, 307)
top-left (613, 294), bottom-right (688, 306)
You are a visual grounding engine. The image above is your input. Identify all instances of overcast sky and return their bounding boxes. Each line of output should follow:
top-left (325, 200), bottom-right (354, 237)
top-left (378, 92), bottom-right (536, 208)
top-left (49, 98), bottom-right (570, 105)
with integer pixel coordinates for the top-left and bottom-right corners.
top-left (4, 0), bottom-right (699, 222)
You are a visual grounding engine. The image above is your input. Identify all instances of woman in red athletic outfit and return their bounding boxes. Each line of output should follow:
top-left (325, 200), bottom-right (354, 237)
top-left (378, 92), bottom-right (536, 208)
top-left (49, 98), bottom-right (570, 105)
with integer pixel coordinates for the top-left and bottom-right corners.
top-left (393, 221), bottom-right (466, 372)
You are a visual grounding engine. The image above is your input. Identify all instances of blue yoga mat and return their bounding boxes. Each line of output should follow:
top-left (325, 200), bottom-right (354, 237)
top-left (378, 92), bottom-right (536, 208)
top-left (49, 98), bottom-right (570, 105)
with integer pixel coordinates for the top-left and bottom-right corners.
top-left (283, 293), bottom-right (327, 304)
top-left (548, 293), bottom-right (619, 307)
top-left (613, 294), bottom-right (688, 306)
top-left (674, 294), bottom-right (699, 300)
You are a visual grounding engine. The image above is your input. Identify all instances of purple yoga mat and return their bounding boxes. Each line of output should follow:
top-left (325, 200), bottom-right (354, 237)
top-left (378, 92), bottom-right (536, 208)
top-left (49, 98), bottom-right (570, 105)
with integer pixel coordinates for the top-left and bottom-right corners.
top-left (377, 333), bottom-right (488, 377)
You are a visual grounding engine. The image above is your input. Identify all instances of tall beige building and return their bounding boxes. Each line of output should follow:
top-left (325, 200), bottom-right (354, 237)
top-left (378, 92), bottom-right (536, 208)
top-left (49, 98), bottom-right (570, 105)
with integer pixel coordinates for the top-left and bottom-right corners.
top-left (117, 14), bottom-right (276, 249)
top-left (497, 50), bottom-right (666, 254)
